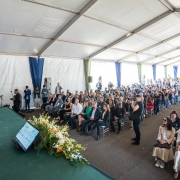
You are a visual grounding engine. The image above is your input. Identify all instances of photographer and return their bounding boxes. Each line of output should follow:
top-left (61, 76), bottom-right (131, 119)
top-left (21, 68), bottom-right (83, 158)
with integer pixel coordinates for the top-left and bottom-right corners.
top-left (11, 89), bottom-right (22, 113)
top-left (131, 95), bottom-right (143, 145)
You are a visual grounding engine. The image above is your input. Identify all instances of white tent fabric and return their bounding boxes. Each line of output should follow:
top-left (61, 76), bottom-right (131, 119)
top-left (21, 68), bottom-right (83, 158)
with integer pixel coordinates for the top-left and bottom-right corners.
top-left (0, 55), bottom-right (34, 107)
top-left (90, 61), bottom-right (117, 90)
top-left (121, 63), bottom-right (139, 86)
top-left (156, 65), bottom-right (165, 80)
top-left (0, 55), bottom-right (85, 107)
top-left (141, 64), bottom-right (154, 83)
top-left (42, 58), bottom-right (86, 94)
top-left (167, 65), bottom-right (174, 78)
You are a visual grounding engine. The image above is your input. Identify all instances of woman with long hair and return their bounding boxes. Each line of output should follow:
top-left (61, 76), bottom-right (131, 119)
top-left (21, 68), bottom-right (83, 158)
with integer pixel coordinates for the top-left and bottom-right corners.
top-left (152, 117), bottom-right (175, 169)
top-left (56, 97), bottom-right (72, 122)
top-left (77, 101), bottom-right (92, 131)
top-left (90, 104), bottom-right (110, 140)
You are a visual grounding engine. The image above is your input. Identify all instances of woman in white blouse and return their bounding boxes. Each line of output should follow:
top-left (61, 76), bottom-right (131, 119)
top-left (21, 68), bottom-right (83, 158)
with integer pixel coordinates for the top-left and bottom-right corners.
top-left (152, 117), bottom-right (175, 169)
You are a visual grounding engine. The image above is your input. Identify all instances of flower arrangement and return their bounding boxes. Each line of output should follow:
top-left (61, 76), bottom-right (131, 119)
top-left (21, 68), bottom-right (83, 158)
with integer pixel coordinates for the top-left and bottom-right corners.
top-left (28, 115), bottom-right (88, 166)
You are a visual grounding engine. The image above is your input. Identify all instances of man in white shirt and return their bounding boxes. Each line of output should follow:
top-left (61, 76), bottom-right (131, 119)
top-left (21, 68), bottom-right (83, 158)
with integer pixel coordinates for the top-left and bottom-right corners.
top-left (70, 99), bottom-right (83, 129)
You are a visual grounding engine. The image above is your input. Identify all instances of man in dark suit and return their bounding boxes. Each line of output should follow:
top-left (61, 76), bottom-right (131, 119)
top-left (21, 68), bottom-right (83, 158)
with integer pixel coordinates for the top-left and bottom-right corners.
top-left (12, 89), bottom-right (22, 113)
top-left (61, 91), bottom-right (66, 102)
top-left (24, 86), bottom-right (31, 112)
top-left (80, 102), bottom-right (102, 136)
top-left (110, 102), bottom-right (126, 134)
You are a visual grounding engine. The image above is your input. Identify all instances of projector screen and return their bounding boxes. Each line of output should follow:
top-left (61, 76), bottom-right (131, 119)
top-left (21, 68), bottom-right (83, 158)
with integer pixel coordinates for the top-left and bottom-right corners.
top-left (15, 122), bottom-right (39, 152)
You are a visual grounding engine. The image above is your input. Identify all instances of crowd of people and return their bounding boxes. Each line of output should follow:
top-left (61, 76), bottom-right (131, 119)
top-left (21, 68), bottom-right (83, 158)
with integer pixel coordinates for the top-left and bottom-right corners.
top-left (11, 78), bottom-right (180, 178)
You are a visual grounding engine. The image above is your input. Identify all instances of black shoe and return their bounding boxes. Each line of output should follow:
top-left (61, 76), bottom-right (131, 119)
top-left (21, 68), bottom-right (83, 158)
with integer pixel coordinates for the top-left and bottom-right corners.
top-left (131, 138), bottom-right (137, 141)
top-left (80, 132), bottom-right (85, 136)
top-left (131, 142), bottom-right (140, 145)
top-left (117, 131), bottom-right (121, 134)
top-left (96, 136), bottom-right (100, 141)
top-left (110, 130), bottom-right (115, 132)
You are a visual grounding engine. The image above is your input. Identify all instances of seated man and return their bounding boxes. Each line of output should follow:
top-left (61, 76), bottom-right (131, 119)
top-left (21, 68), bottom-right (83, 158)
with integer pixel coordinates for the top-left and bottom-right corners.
top-left (97, 97), bottom-right (106, 111)
top-left (49, 95), bottom-right (63, 117)
top-left (110, 102), bottom-right (126, 134)
top-left (80, 102), bottom-right (102, 136)
top-left (124, 98), bottom-right (133, 115)
top-left (124, 98), bottom-right (134, 129)
top-left (45, 94), bottom-right (56, 113)
top-left (70, 99), bottom-right (83, 129)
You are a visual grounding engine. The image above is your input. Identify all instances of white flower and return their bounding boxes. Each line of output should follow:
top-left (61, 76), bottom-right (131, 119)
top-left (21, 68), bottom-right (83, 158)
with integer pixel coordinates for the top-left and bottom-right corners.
top-left (53, 144), bottom-right (58, 148)
top-left (58, 139), bottom-right (64, 145)
top-left (55, 132), bottom-right (63, 139)
top-left (67, 147), bottom-right (70, 152)
top-left (71, 154), bottom-right (78, 159)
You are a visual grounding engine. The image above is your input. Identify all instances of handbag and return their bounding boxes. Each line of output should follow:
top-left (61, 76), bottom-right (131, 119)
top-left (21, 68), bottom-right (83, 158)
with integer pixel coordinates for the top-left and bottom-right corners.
top-left (129, 113), bottom-right (137, 121)
top-left (154, 140), bottom-right (171, 149)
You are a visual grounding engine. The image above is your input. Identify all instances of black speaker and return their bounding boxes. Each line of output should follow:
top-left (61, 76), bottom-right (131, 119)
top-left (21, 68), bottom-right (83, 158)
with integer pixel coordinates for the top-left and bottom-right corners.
top-left (88, 76), bottom-right (93, 83)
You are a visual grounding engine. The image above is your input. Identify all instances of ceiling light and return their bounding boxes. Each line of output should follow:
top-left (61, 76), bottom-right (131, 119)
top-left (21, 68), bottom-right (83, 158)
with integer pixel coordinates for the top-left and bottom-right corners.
top-left (126, 33), bottom-right (132, 37)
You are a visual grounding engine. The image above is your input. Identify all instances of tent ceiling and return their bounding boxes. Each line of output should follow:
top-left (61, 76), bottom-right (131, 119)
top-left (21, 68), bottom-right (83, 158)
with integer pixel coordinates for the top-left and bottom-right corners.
top-left (0, 34), bottom-right (49, 55)
top-left (160, 57), bottom-right (180, 65)
top-left (112, 34), bottom-right (158, 52)
top-left (167, 0), bottom-right (180, 8)
top-left (41, 0), bottom-right (90, 11)
top-left (123, 54), bottom-right (154, 63)
top-left (42, 41), bottom-right (102, 58)
top-left (139, 14), bottom-right (180, 41)
top-left (0, 0), bottom-right (180, 65)
top-left (58, 16), bottom-right (128, 47)
top-left (146, 57), bottom-right (167, 65)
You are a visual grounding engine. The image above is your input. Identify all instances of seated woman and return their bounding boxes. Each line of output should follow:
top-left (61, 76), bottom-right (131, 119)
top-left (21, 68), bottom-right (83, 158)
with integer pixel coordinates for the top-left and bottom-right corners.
top-left (90, 104), bottom-right (110, 140)
top-left (146, 94), bottom-right (154, 112)
top-left (77, 101), bottom-right (92, 131)
top-left (173, 129), bottom-right (180, 178)
top-left (152, 117), bottom-right (175, 169)
top-left (109, 99), bottom-right (115, 132)
top-left (56, 97), bottom-right (72, 122)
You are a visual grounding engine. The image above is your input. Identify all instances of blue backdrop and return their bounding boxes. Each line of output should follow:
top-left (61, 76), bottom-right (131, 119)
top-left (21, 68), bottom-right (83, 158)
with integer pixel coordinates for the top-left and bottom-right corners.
top-left (152, 65), bottom-right (156, 80)
top-left (115, 62), bottom-right (121, 87)
top-left (173, 66), bottom-right (178, 80)
top-left (29, 57), bottom-right (44, 90)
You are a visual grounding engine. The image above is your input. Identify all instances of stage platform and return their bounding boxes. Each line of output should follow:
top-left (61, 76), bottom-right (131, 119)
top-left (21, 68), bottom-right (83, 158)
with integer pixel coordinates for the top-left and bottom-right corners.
top-left (0, 107), bottom-right (113, 180)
